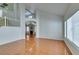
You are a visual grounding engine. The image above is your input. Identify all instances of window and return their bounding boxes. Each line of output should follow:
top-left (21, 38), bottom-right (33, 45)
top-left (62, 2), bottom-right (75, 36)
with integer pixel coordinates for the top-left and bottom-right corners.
top-left (66, 17), bottom-right (73, 41)
top-left (27, 26), bottom-right (29, 32)
top-left (65, 11), bottom-right (79, 46)
top-left (0, 3), bottom-right (20, 27)
top-left (25, 9), bottom-right (36, 19)
top-left (72, 11), bottom-right (79, 45)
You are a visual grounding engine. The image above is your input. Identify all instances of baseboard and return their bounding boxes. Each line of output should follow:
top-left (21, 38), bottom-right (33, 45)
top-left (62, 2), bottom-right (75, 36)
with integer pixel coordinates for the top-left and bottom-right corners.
top-left (0, 37), bottom-right (25, 45)
top-left (37, 37), bottom-right (64, 41)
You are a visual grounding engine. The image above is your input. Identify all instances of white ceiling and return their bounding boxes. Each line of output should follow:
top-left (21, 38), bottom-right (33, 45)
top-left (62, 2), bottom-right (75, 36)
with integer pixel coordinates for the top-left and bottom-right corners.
top-left (25, 3), bottom-right (70, 16)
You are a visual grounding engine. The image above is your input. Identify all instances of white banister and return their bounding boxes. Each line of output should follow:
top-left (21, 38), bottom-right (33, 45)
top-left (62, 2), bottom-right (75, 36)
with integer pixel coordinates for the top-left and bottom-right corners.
top-left (4, 16), bottom-right (7, 26)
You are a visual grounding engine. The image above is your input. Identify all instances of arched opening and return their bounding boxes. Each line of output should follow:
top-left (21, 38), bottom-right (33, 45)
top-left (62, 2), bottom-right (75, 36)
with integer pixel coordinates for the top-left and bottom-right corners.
top-left (25, 20), bottom-right (37, 39)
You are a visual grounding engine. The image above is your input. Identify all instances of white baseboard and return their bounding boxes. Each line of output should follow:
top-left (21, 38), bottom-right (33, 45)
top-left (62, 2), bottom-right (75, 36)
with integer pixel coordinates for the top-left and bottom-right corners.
top-left (37, 37), bottom-right (64, 40)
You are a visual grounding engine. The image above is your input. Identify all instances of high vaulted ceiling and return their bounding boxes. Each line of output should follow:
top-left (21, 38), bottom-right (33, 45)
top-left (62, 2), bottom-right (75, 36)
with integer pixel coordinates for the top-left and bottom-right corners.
top-left (25, 3), bottom-right (70, 16)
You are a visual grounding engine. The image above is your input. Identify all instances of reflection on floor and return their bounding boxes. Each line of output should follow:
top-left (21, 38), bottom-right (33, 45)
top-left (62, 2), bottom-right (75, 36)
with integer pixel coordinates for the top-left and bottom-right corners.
top-left (0, 35), bottom-right (72, 55)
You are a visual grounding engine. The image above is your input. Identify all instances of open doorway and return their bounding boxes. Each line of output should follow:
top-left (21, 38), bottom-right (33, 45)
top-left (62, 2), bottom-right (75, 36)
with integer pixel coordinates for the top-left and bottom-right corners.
top-left (25, 20), bottom-right (37, 39)
top-left (25, 8), bottom-right (38, 40)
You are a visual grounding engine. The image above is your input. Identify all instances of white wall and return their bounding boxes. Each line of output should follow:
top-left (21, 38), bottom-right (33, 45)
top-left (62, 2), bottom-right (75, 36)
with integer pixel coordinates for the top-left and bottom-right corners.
top-left (37, 10), bottom-right (64, 40)
top-left (0, 27), bottom-right (21, 45)
top-left (0, 4), bottom-right (25, 45)
top-left (19, 4), bottom-right (25, 39)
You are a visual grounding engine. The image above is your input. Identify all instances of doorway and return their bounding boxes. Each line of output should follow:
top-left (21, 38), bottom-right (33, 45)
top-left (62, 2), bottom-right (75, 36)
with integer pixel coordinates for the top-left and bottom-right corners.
top-left (25, 20), bottom-right (37, 39)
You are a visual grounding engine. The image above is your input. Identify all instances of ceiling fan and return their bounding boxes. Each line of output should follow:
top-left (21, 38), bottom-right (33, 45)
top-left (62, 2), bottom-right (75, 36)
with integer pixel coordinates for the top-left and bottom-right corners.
top-left (0, 3), bottom-right (8, 8)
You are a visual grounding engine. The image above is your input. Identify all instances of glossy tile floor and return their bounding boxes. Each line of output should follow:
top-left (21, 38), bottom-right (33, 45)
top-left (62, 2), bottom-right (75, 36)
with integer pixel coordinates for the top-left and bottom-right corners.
top-left (0, 35), bottom-right (72, 55)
